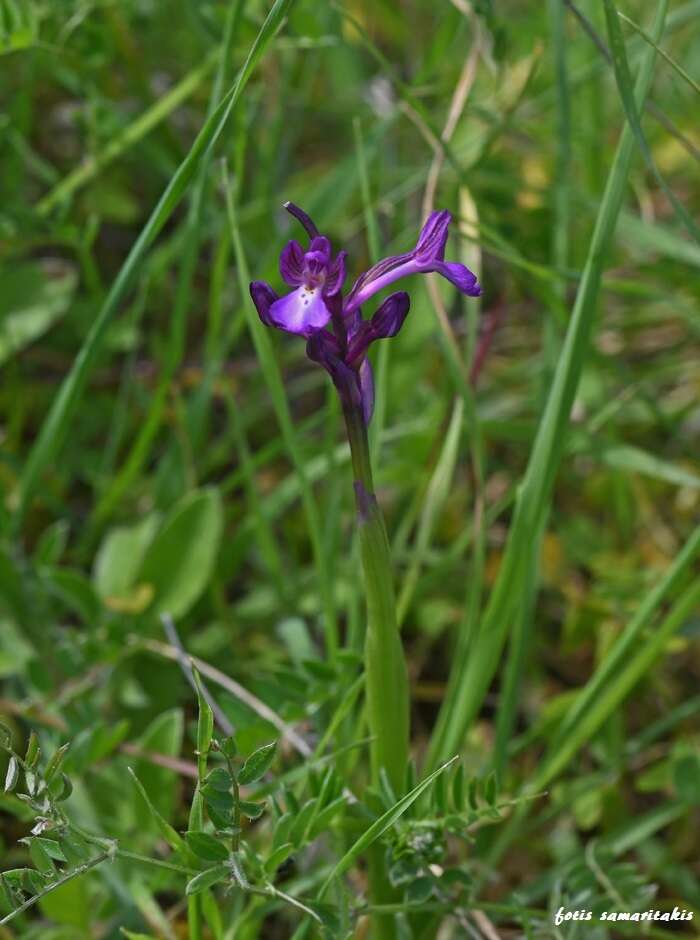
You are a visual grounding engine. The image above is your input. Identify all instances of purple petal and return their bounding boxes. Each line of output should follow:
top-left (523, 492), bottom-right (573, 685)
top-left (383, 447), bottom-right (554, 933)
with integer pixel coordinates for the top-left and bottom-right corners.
top-left (370, 291), bottom-right (410, 339)
top-left (359, 359), bottom-right (375, 424)
top-left (414, 210), bottom-right (451, 263)
top-left (308, 236), bottom-right (331, 264)
top-left (268, 285), bottom-right (331, 336)
top-left (432, 260), bottom-right (481, 296)
top-left (279, 240), bottom-right (305, 286)
top-left (324, 250), bottom-right (347, 296)
top-left (249, 281), bottom-right (279, 327)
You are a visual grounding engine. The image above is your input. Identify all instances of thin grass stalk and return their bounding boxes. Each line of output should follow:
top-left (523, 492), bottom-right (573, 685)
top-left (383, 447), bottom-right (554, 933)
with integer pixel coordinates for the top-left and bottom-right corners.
top-left (425, 0), bottom-right (669, 772)
top-left (91, 0), bottom-right (245, 530)
top-left (13, 0), bottom-right (294, 535)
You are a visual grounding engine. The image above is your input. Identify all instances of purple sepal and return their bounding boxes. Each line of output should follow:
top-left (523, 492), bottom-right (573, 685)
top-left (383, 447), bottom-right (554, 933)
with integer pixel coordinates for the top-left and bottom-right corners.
top-left (325, 250), bottom-right (347, 296)
top-left (249, 281), bottom-right (279, 327)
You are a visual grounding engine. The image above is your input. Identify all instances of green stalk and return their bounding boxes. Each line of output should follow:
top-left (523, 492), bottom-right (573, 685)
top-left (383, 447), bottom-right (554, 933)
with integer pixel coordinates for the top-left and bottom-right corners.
top-left (343, 398), bottom-right (409, 940)
top-left (344, 401), bottom-right (409, 792)
top-left (425, 0), bottom-right (668, 773)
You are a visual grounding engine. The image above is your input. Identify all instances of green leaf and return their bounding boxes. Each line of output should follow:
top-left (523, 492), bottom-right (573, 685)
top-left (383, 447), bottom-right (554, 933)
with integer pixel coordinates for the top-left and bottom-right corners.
top-left (25, 731), bottom-right (39, 768)
top-left (135, 709), bottom-right (183, 823)
top-left (426, 0), bottom-right (671, 772)
top-left (44, 743), bottom-right (70, 785)
top-left (33, 520), bottom-right (70, 566)
top-left (27, 837), bottom-right (55, 874)
top-left (185, 831), bottom-right (229, 862)
top-left (201, 783), bottom-right (234, 816)
top-left (405, 877), bottom-right (433, 905)
top-left (602, 0), bottom-right (699, 244)
top-left (41, 566), bottom-right (101, 625)
top-left (93, 515), bottom-right (159, 601)
top-left (0, 261), bottom-right (77, 365)
top-left (318, 757), bottom-right (458, 897)
top-left (219, 736), bottom-right (237, 759)
top-left (39, 875), bottom-right (89, 929)
top-left (239, 800), bottom-right (265, 820)
top-left (452, 763), bottom-right (465, 810)
top-left (484, 772), bottom-right (498, 806)
top-left (264, 842), bottom-right (294, 876)
top-left (193, 669), bottom-right (214, 769)
top-left (137, 489), bottom-right (223, 618)
top-left (185, 864), bottom-right (229, 896)
top-left (14, 0), bottom-right (297, 531)
top-left (53, 772), bottom-right (73, 802)
top-left (672, 754), bottom-right (700, 804)
top-left (238, 742), bottom-right (276, 786)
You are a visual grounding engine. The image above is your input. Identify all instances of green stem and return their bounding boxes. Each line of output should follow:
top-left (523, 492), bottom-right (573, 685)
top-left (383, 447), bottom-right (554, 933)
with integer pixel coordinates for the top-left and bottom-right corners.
top-left (344, 402), bottom-right (409, 793)
top-left (343, 399), bottom-right (409, 940)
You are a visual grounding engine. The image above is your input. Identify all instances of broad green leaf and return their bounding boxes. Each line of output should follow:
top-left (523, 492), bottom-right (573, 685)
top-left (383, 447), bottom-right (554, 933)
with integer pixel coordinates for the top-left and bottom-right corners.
top-left (93, 515), bottom-right (159, 601)
top-left (137, 489), bottom-right (223, 618)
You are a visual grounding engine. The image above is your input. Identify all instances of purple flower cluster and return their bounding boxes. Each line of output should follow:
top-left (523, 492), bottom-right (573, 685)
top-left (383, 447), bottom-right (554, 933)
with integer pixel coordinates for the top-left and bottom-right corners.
top-left (250, 203), bottom-right (481, 423)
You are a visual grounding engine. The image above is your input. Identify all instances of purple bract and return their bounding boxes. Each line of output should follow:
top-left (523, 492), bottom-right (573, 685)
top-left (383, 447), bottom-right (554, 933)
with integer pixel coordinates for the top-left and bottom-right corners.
top-left (250, 203), bottom-right (481, 423)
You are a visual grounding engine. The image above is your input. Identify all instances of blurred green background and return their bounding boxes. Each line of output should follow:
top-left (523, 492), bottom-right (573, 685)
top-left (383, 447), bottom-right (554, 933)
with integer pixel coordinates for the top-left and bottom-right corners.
top-left (1, 0), bottom-right (699, 936)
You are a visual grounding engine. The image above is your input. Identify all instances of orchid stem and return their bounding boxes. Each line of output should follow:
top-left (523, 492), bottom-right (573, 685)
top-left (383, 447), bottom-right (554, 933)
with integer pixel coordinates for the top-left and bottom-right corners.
top-left (344, 400), bottom-right (409, 792)
top-left (343, 398), bottom-right (409, 940)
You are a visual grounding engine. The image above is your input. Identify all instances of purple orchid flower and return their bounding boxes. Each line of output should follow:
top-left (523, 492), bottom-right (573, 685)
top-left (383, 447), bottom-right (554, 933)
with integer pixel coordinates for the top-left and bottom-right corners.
top-left (250, 203), bottom-right (481, 423)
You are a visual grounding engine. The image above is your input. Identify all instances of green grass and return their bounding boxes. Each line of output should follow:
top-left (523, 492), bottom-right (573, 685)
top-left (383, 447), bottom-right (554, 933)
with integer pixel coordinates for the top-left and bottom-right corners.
top-left (1, 1), bottom-right (699, 937)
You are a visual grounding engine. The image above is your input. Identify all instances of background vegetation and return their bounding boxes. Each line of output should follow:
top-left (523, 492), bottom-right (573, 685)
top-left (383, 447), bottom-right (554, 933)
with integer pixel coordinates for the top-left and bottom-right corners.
top-left (1, 0), bottom-right (699, 937)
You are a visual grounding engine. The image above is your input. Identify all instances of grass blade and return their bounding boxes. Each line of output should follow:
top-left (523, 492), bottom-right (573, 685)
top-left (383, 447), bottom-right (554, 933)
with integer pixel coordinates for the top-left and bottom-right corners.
top-left (14, 0), bottom-right (294, 533)
top-left (318, 757), bottom-right (458, 898)
top-left (425, 0), bottom-right (669, 771)
top-left (602, 0), bottom-right (700, 243)
top-left (535, 521), bottom-right (700, 787)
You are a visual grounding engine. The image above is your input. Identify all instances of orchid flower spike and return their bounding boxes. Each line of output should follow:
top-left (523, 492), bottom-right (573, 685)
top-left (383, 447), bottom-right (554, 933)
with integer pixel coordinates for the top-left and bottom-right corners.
top-left (250, 204), bottom-right (481, 423)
